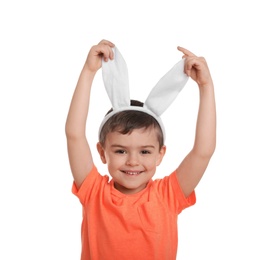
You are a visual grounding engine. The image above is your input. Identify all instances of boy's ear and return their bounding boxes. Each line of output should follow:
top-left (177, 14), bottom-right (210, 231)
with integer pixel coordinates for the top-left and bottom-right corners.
top-left (96, 142), bottom-right (107, 164)
top-left (156, 145), bottom-right (166, 166)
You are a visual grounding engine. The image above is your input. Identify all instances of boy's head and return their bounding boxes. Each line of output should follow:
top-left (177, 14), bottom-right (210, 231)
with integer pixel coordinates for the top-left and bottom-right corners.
top-left (97, 99), bottom-right (166, 194)
top-left (99, 100), bottom-right (164, 149)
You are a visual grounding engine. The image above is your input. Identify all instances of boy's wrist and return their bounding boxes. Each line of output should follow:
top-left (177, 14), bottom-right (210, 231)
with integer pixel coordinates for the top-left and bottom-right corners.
top-left (83, 63), bottom-right (98, 76)
top-left (198, 80), bottom-right (214, 90)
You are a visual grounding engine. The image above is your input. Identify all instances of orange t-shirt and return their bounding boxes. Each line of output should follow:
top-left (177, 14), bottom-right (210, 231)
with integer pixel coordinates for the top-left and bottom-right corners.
top-left (72, 166), bottom-right (196, 260)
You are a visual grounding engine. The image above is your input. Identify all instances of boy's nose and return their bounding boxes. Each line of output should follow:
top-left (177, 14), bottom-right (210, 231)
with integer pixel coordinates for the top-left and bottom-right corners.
top-left (126, 153), bottom-right (139, 166)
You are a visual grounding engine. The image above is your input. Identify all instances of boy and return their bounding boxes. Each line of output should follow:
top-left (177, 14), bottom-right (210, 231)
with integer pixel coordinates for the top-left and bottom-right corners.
top-left (65, 39), bottom-right (216, 259)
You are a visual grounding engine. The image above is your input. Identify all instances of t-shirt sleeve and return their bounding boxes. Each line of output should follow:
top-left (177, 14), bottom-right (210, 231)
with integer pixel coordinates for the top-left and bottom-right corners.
top-left (155, 171), bottom-right (196, 214)
top-left (72, 165), bottom-right (109, 206)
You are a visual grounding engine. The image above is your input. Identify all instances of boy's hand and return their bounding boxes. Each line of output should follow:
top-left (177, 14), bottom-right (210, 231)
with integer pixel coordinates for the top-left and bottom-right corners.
top-left (85, 39), bottom-right (115, 73)
top-left (177, 46), bottom-right (212, 88)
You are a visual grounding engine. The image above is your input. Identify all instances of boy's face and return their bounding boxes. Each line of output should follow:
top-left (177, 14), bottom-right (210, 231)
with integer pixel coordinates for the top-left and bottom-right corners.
top-left (97, 127), bottom-right (166, 194)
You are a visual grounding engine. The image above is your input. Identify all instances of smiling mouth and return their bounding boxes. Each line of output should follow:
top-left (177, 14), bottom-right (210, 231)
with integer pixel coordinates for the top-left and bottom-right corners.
top-left (122, 171), bottom-right (143, 175)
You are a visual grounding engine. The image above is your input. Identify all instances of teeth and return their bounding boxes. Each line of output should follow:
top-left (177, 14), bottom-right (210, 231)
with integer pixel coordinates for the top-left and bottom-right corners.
top-left (125, 171), bottom-right (141, 175)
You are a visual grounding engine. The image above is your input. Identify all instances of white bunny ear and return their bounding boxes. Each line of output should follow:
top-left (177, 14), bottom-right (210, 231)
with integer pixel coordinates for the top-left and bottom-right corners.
top-left (144, 59), bottom-right (189, 116)
top-left (102, 47), bottom-right (130, 109)
top-left (99, 48), bottom-right (189, 142)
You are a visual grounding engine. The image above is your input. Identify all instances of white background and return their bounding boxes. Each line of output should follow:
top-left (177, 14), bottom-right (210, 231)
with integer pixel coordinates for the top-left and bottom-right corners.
top-left (1, 0), bottom-right (270, 259)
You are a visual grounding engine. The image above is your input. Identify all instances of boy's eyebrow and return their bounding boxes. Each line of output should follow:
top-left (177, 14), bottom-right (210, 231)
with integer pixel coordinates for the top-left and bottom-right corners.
top-left (110, 144), bottom-right (155, 149)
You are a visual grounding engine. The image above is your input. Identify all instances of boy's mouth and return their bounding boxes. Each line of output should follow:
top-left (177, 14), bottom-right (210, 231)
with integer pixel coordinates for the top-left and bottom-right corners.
top-left (122, 171), bottom-right (142, 175)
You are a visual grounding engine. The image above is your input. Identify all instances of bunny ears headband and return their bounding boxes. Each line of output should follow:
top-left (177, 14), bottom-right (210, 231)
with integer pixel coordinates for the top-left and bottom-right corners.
top-left (99, 47), bottom-right (189, 141)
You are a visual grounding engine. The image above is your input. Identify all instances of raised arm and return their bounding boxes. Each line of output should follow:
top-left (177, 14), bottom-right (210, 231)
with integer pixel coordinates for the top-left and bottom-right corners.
top-left (65, 40), bottom-right (115, 188)
top-left (175, 47), bottom-right (216, 197)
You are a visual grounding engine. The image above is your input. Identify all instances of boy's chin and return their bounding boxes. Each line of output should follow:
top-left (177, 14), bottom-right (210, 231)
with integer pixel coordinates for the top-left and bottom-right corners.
top-left (113, 182), bottom-right (148, 194)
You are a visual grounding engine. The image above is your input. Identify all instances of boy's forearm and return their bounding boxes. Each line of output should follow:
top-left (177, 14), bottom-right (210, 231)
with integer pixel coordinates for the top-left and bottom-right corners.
top-left (65, 66), bottom-right (96, 138)
top-left (193, 82), bottom-right (216, 158)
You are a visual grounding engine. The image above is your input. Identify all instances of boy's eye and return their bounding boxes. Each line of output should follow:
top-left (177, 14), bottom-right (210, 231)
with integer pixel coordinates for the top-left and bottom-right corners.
top-left (115, 150), bottom-right (126, 154)
top-left (141, 150), bottom-right (151, 154)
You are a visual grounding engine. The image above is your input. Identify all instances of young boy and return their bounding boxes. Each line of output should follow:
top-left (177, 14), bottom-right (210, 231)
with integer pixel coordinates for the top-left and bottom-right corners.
top-left (65, 39), bottom-right (216, 259)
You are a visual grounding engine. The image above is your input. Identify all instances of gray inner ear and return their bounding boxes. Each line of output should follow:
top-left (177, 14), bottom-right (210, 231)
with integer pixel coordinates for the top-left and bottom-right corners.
top-left (102, 47), bottom-right (130, 109)
top-left (144, 59), bottom-right (189, 116)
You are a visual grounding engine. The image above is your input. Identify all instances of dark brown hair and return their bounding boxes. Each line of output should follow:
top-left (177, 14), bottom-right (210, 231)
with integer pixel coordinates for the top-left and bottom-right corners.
top-left (99, 100), bottom-right (164, 148)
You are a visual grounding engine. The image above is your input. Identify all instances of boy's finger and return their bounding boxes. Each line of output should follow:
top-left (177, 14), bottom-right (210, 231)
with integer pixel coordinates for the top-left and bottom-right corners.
top-left (108, 47), bottom-right (114, 60)
top-left (177, 46), bottom-right (196, 57)
top-left (102, 46), bottom-right (114, 61)
top-left (99, 39), bottom-right (115, 47)
top-left (98, 41), bottom-right (115, 60)
top-left (93, 43), bottom-right (113, 60)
